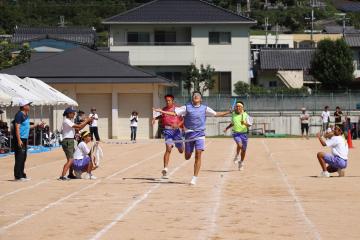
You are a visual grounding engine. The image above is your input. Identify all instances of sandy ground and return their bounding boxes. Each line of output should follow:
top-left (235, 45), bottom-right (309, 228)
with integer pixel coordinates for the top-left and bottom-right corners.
top-left (0, 138), bottom-right (359, 240)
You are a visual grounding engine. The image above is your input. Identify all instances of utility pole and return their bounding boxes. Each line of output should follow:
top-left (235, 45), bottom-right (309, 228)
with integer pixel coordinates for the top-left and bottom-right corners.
top-left (275, 23), bottom-right (279, 48)
top-left (264, 17), bottom-right (269, 48)
top-left (247, 0), bottom-right (251, 15)
top-left (305, 0), bottom-right (316, 47)
top-left (236, 0), bottom-right (242, 15)
top-left (336, 13), bottom-right (349, 37)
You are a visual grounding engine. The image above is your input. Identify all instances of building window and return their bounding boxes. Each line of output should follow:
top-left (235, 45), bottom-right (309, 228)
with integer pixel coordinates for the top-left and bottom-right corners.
top-left (209, 32), bottom-right (231, 45)
top-left (269, 81), bottom-right (278, 87)
top-left (155, 31), bottom-right (176, 45)
top-left (127, 32), bottom-right (150, 45)
top-left (210, 72), bottom-right (232, 95)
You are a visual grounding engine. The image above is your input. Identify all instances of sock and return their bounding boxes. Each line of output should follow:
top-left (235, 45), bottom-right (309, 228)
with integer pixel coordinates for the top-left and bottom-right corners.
top-left (164, 167), bottom-right (168, 172)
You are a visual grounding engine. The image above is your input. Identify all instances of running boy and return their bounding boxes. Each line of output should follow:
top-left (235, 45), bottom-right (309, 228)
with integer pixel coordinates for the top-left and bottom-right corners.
top-left (152, 94), bottom-right (184, 179)
top-left (73, 131), bottom-right (97, 180)
top-left (316, 125), bottom-right (348, 177)
top-left (224, 101), bottom-right (252, 171)
top-left (153, 91), bottom-right (231, 185)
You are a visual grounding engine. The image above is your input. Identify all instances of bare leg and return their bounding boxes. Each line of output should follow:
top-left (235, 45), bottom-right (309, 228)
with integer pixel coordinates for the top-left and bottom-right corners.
top-left (240, 149), bottom-right (246, 162)
top-left (163, 145), bottom-right (172, 168)
top-left (317, 152), bottom-right (327, 171)
top-left (193, 150), bottom-right (202, 177)
top-left (61, 158), bottom-right (73, 177)
top-left (236, 143), bottom-right (241, 157)
top-left (185, 152), bottom-right (192, 160)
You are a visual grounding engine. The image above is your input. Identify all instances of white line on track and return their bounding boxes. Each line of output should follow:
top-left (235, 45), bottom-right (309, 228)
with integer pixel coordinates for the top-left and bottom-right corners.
top-left (0, 149), bottom-right (163, 233)
top-left (262, 139), bottom-right (322, 240)
top-left (197, 144), bottom-right (235, 240)
top-left (0, 144), bottom-right (144, 179)
top-left (0, 144), bottom-right (148, 200)
top-left (88, 141), bottom-right (213, 240)
top-left (0, 179), bottom-right (49, 200)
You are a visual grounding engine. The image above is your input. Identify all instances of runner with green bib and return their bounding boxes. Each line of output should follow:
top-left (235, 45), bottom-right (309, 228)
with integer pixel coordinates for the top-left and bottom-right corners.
top-left (224, 101), bottom-right (252, 171)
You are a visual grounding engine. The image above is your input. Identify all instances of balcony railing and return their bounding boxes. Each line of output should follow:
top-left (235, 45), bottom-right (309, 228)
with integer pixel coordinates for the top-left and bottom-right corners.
top-left (113, 42), bottom-right (193, 46)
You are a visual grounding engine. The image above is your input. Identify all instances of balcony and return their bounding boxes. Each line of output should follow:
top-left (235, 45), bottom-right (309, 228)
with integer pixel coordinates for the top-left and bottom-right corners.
top-left (109, 42), bottom-right (195, 66)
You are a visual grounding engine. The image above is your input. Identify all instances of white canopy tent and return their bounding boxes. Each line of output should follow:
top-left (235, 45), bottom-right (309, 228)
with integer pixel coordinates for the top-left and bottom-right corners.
top-left (24, 77), bottom-right (78, 106)
top-left (0, 74), bottom-right (44, 106)
top-left (0, 74), bottom-right (78, 106)
top-left (0, 88), bottom-right (14, 106)
top-left (0, 74), bottom-right (78, 147)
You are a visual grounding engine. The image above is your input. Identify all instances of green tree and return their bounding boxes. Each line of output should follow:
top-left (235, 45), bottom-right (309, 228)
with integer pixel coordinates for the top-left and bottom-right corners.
top-left (310, 39), bottom-right (354, 90)
top-left (13, 43), bottom-right (31, 65)
top-left (0, 42), bottom-right (31, 70)
top-left (184, 63), bottom-right (215, 95)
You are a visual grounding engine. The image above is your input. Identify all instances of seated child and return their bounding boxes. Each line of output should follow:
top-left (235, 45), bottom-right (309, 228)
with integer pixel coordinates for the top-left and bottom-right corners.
top-left (73, 131), bottom-right (97, 180)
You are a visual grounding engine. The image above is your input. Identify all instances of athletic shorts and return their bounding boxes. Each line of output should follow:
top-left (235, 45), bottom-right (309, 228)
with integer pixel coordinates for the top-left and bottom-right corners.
top-left (232, 132), bottom-right (248, 151)
top-left (163, 128), bottom-right (184, 149)
top-left (184, 131), bottom-right (205, 154)
top-left (301, 123), bottom-right (309, 133)
top-left (61, 139), bottom-right (75, 159)
top-left (324, 153), bottom-right (347, 169)
top-left (73, 156), bottom-right (90, 171)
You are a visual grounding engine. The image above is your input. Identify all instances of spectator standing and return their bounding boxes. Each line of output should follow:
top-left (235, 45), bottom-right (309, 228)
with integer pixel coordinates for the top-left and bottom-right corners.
top-left (321, 106), bottom-right (331, 135)
top-left (130, 111), bottom-right (138, 143)
top-left (300, 107), bottom-right (310, 139)
top-left (89, 107), bottom-right (100, 141)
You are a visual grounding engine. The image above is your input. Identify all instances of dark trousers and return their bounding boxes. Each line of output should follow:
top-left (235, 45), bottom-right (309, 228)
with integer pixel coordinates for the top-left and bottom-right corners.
top-left (90, 126), bottom-right (100, 141)
top-left (14, 138), bottom-right (28, 179)
top-left (131, 126), bottom-right (137, 141)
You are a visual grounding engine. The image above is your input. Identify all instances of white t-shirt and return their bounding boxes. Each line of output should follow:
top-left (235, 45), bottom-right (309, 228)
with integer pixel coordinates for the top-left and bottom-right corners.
top-left (62, 118), bottom-right (75, 139)
top-left (130, 115), bottom-right (138, 127)
top-left (321, 111), bottom-right (330, 123)
top-left (326, 136), bottom-right (348, 160)
top-left (300, 113), bottom-right (310, 124)
top-left (89, 113), bottom-right (98, 127)
top-left (175, 105), bottom-right (217, 117)
top-left (73, 141), bottom-right (91, 160)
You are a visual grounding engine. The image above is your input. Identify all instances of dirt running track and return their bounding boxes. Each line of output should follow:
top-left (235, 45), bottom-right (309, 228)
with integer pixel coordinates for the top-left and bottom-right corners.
top-left (0, 138), bottom-right (359, 240)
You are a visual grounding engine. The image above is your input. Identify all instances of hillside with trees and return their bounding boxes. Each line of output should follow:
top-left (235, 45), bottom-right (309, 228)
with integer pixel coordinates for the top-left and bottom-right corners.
top-left (1, 0), bottom-right (359, 36)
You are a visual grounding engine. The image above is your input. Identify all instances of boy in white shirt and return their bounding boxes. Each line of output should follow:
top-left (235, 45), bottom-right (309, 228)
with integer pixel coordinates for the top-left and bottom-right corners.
top-left (73, 131), bottom-right (97, 179)
top-left (316, 125), bottom-right (348, 177)
top-left (89, 107), bottom-right (100, 141)
top-left (321, 106), bottom-right (330, 135)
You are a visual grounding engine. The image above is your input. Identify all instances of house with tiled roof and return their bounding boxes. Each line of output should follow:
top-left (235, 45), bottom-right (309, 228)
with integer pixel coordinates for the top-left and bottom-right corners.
top-left (103, 0), bottom-right (256, 96)
top-left (12, 26), bottom-right (97, 52)
top-left (257, 49), bottom-right (316, 88)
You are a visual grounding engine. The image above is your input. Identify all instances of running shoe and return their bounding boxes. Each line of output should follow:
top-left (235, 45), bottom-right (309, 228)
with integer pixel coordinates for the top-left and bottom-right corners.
top-left (58, 176), bottom-right (70, 181)
top-left (233, 156), bottom-right (240, 164)
top-left (189, 176), bottom-right (197, 185)
top-left (161, 168), bottom-right (169, 179)
top-left (319, 171), bottom-right (330, 178)
top-left (238, 161), bottom-right (244, 171)
top-left (337, 169), bottom-right (345, 177)
top-left (84, 173), bottom-right (97, 180)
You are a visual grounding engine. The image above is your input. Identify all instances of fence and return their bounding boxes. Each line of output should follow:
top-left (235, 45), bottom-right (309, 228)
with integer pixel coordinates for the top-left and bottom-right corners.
top-left (170, 91), bottom-right (360, 112)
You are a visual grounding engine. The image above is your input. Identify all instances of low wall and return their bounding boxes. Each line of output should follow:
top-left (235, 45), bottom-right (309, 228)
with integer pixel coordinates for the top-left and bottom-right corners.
top-left (205, 111), bottom-right (360, 136)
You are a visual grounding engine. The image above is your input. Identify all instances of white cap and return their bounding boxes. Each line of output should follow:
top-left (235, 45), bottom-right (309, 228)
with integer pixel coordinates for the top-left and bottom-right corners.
top-left (19, 99), bottom-right (32, 107)
top-left (301, 107), bottom-right (306, 111)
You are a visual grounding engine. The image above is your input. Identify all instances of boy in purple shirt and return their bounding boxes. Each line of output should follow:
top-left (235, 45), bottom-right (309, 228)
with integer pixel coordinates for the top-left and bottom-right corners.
top-left (153, 92), bottom-right (230, 185)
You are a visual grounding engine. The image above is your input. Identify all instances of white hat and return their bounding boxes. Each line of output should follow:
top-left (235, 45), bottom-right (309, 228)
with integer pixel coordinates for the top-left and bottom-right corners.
top-left (301, 107), bottom-right (306, 111)
top-left (19, 99), bottom-right (32, 107)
